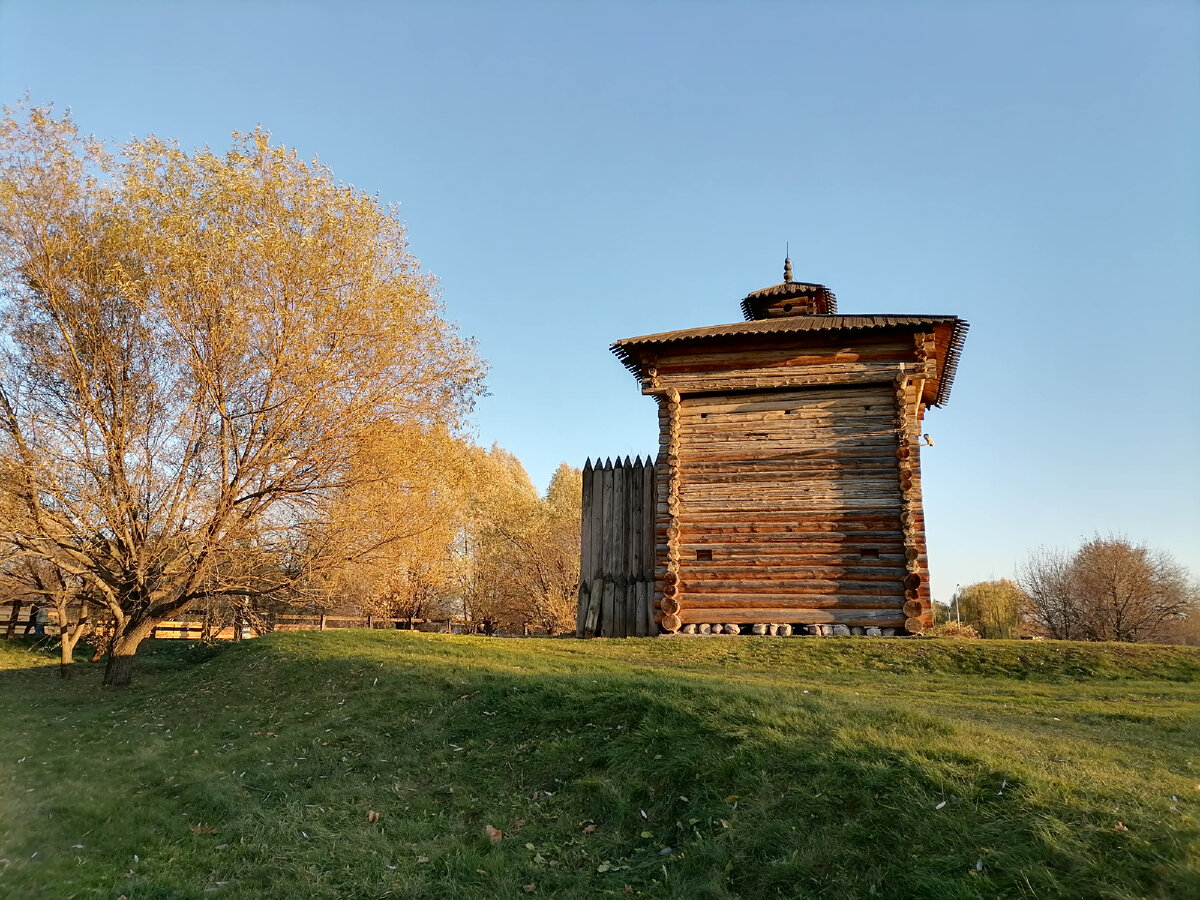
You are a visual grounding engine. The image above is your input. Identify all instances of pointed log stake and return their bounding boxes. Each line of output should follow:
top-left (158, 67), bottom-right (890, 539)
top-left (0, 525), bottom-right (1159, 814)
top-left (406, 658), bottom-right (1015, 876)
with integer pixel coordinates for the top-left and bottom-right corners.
top-left (575, 582), bottom-right (590, 638)
top-left (601, 580), bottom-right (616, 638)
top-left (635, 578), bottom-right (649, 637)
top-left (585, 576), bottom-right (604, 636)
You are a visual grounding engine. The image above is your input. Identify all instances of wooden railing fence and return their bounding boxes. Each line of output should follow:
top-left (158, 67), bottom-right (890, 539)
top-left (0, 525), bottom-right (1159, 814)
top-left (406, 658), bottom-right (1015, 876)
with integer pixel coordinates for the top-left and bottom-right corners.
top-left (1, 603), bottom-right (534, 641)
top-left (576, 456), bottom-right (657, 637)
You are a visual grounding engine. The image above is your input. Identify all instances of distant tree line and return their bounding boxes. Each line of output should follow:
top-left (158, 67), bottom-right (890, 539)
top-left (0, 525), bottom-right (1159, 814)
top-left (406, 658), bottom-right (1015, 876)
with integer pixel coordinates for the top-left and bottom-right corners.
top-left (937, 537), bottom-right (1199, 645)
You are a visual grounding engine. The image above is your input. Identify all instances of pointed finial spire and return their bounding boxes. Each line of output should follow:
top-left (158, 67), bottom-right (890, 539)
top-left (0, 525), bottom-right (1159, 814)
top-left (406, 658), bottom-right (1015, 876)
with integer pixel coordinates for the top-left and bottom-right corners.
top-left (783, 243), bottom-right (793, 284)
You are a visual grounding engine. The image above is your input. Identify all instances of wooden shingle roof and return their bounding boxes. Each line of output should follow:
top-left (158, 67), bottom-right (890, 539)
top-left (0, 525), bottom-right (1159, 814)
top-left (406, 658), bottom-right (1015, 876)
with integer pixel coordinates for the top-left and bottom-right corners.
top-left (740, 281), bottom-right (838, 318)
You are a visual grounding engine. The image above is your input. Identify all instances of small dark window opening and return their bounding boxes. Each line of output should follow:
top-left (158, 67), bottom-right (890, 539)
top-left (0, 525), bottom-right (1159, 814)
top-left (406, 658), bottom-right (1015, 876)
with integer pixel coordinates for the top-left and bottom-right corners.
top-left (859, 548), bottom-right (880, 559)
top-left (700, 413), bottom-right (708, 419)
top-left (696, 549), bottom-right (713, 561)
top-left (782, 303), bottom-right (793, 312)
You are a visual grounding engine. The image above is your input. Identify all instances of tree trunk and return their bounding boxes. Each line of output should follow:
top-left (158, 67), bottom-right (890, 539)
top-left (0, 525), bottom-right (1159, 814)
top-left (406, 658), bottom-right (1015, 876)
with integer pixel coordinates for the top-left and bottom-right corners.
top-left (103, 624), bottom-right (153, 687)
top-left (55, 599), bottom-right (88, 679)
top-left (59, 640), bottom-right (75, 679)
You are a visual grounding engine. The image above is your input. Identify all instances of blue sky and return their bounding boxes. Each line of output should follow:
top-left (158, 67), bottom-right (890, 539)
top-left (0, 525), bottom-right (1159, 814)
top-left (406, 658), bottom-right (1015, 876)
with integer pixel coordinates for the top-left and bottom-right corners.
top-left (2, 0), bottom-right (1197, 601)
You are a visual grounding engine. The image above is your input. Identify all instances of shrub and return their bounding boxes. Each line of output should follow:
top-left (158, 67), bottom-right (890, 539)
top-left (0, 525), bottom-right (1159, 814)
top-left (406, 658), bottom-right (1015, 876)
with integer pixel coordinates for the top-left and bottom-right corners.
top-left (926, 621), bottom-right (981, 639)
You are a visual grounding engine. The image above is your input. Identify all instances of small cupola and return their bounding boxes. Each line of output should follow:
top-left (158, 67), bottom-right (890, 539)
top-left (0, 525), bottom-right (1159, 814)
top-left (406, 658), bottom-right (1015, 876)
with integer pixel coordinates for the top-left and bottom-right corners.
top-left (740, 256), bottom-right (837, 320)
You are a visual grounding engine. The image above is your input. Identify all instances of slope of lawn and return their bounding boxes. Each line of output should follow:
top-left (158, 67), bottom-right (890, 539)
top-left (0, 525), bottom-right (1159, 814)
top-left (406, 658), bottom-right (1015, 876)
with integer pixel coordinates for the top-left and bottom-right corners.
top-left (0, 632), bottom-right (1197, 899)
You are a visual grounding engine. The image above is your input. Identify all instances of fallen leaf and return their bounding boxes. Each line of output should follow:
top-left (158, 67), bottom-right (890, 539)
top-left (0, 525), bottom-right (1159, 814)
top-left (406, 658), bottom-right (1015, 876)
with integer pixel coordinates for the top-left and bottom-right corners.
top-left (417, 856), bottom-right (429, 863)
top-left (640, 831), bottom-right (653, 839)
top-left (935, 801), bottom-right (947, 810)
top-left (523, 885), bottom-right (536, 894)
top-left (484, 824), bottom-right (503, 843)
top-left (974, 859), bottom-right (983, 872)
top-left (1115, 822), bottom-right (1128, 832)
top-left (366, 811), bottom-right (380, 823)
top-left (624, 887), bottom-right (634, 896)
top-left (189, 824), bottom-right (219, 835)
top-left (582, 824), bottom-right (597, 834)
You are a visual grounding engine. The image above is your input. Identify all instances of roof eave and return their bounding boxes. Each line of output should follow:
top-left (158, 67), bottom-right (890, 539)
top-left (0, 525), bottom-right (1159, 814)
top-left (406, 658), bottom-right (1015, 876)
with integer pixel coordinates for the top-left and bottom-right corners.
top-left (611, 315), bottom-right (969, 405)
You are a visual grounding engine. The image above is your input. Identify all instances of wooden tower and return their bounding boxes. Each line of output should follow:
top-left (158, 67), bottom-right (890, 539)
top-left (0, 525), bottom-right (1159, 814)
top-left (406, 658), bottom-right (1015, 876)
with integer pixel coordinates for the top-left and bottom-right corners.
top-left (607, 259), bottom-right (968, 636)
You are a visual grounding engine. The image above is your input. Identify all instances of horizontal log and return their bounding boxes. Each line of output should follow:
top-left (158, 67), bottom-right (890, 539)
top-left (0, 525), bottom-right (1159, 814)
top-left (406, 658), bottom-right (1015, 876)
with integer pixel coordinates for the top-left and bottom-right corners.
top-left (679, 433), bottom-right (898, 450)
top-left (687, 564), bottom-right (907, 578)
top-left (671, 596), bottom-right (904, 610)
top-left (678, 535), bottom-right (905, 549)
top-left (656, 343), bottom-right (913, 371)
top-left (681, 497), bottom-right (903, 511)
top-left (679, 608), bottom-right (907, 627)
top-left (678, 509), bottom-right (906, 524)
top-left (684, 581), bottom-right (904, 596)
top-left (679, 486), bottom-right (903, 502)
top-left (676, 591), bottom-right (904, 605)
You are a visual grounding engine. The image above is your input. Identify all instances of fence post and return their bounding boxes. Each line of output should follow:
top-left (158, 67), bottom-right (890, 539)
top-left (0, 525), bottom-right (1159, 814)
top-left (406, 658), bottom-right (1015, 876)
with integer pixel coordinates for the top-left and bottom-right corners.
top-left (319, 613), bottom-right (327, 631)
top-left (5, 600), bottom-right (22, 640)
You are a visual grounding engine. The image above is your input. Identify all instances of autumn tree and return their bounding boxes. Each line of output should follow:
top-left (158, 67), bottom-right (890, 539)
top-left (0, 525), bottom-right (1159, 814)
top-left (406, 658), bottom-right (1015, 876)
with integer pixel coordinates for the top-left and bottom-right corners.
top-left (462, 449), bottom-right (581, 634)
top-left (945, 579), bottom-right (1026, 639)
top-left (1019, 537), bottom-right (1196, 643)
top-left (318, 424), bottom-right (478, 627)
top-left (0, 104), bottom-right (483, 684)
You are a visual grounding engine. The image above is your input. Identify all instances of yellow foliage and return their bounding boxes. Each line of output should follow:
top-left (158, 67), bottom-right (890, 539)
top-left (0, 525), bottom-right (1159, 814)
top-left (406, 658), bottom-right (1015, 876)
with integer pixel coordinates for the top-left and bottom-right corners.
top-left (0, 102), bottom-right (484, 679)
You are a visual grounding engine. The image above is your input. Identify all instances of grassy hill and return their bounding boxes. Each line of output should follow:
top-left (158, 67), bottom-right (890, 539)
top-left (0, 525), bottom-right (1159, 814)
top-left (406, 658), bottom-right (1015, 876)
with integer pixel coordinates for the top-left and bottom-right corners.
top-left (1, 632), bottom-right (1197, 899)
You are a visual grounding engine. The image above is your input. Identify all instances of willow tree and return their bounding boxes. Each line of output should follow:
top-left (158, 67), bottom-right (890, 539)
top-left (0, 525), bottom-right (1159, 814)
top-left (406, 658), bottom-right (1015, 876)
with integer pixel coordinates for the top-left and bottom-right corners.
top-left (0, 104), bottom-right (483, 684)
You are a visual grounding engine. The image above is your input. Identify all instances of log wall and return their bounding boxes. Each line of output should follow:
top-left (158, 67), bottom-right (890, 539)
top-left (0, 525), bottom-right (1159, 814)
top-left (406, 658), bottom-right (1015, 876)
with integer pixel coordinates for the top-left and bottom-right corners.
top-left (646, 331), bottom-right (935, 634)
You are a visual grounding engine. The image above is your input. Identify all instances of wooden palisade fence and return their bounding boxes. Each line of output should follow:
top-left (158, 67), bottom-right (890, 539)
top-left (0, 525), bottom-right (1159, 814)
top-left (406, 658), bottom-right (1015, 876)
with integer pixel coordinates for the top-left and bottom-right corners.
top-left (576, 456), bottom-right (656, 637)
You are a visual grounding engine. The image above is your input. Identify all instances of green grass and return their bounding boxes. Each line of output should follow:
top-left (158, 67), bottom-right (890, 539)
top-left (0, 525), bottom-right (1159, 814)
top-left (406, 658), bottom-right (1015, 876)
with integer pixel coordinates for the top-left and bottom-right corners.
top-left (1, 633), bottom-right (1197, 899)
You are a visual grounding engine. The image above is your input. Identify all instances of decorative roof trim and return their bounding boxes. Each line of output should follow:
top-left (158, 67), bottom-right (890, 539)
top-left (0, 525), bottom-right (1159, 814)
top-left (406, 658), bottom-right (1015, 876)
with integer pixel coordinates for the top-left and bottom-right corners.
top-left (934, 318), bottom-right (969, 408)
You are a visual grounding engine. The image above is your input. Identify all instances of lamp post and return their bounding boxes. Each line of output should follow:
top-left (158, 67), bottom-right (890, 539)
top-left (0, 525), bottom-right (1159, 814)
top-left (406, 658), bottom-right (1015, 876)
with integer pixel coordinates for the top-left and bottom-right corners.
top-left (954, 584), bottom-right (962, 624)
